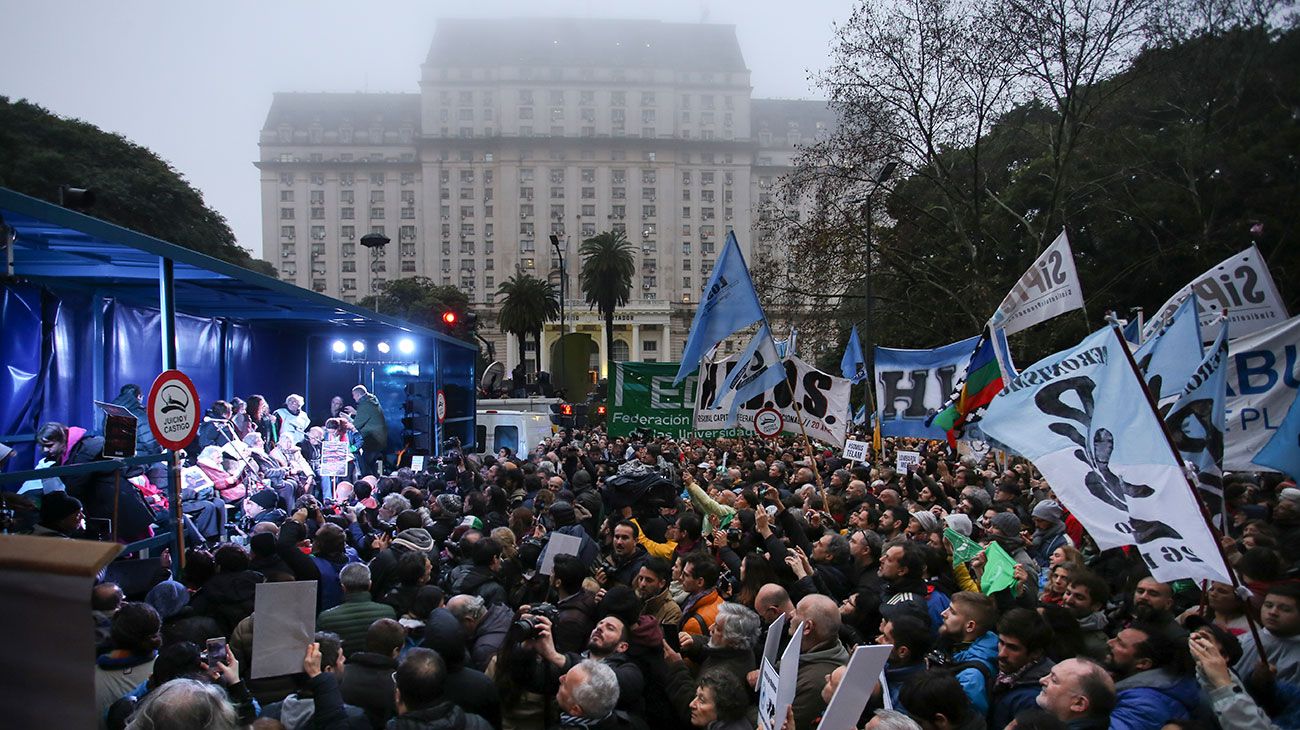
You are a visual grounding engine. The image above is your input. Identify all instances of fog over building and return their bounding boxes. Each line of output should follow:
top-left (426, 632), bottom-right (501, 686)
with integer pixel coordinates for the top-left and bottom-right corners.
top-left (258, 18), bottom-right (833, 377)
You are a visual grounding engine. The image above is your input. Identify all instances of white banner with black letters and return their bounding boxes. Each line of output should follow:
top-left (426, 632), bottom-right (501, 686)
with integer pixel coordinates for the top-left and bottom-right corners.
top-left (1142, 244), bottom-right (1288, 344)
top-left (1225, 314), bottom-right (1300, 471)
top-left (695, 354), bottom-right (851, 447)
top-left (992, 230), bottom-right (1086, 336)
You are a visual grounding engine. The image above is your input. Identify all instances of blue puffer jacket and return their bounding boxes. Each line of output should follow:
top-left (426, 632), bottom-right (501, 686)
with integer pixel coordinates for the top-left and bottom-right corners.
top-left (1110, 668), bottom-right (1200, 730)
top-left (950, 631), bottom-right (999, 717)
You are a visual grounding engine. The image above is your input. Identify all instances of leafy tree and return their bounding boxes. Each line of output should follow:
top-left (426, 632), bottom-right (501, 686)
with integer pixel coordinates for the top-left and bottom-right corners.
top-left (760, 3), bottom-right (1297, 364)
top-left (578, 231), bottom-right (635, 370)
top-left (358, 276), bottom-right (473, 336)
top-left (495, 273), bottom-right (560, 373)
top-left (0, 97), bottom-right (276, 276)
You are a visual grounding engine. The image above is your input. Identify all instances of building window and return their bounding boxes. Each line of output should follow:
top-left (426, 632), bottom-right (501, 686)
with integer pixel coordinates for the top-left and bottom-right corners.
top-left (370, 207), bottom-right (384, 219)
top-left (341, 225), bottom-right (355, 241)
top-left (280, 208), bottom-right (295, 220)
top-left (279, 173), bottom-right (295, 185)
top-left (370, 173), bottom-right (384, 185)
top-left (402, 261), bottom-right (417, 272)
top-left (311, 173), bottom-right (325, 185)
top-left (342, 261), bottom-right (356, 273)
top-left (340, 173), bottom-right (354, 186)
top-left (280, 190), bottom-right (294, 202)
top-left (280, 226), bottom-right (295, 239)
top-left (341, 207), bottom-right (354, 219)
top-left (645, 340), bottom-right (658, 352)
top-left (611, 340), bottom-right (630, 362)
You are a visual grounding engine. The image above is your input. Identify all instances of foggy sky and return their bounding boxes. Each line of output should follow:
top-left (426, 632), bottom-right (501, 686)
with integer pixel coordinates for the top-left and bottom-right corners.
top-left (0, 1), bottom-right (846, 259)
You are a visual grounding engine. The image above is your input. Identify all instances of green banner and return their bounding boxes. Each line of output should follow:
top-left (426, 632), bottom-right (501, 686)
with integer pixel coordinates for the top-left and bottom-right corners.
top-left (607, 362), bottom-right (745, 439)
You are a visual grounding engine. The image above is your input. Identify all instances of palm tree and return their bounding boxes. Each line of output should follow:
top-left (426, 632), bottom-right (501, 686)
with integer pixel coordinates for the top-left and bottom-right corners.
top-left (496, 273), bottom-right (559, 373)
top-left (578, 231), bottom-right (635, 374)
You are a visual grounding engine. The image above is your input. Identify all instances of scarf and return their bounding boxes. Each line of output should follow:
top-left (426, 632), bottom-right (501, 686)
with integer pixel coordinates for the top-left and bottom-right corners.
top-left (560, 711), bottom-right (609, 728)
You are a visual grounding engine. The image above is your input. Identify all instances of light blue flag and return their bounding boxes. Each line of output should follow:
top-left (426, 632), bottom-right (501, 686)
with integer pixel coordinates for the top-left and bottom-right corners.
top-left (841, 326), bottom-right (867, 384)
top-left (1255, 390), bottom-right (1300, 479)
top-left (1134, 294), bottom-right (1203, 412)
top-left (979, 327), bottom-right (1232, 585)
top-left (712, 324), bottom-right (786, 426)
top-left (674, 231), bottom-right (765, 384)
top-left (1122, 316), bottom-right (1143, 346)
top-left (1165, 321), bottom-right (1230, 529)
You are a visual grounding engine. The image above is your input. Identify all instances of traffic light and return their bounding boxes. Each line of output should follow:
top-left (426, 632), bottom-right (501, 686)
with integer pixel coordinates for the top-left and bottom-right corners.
top-left (441, 310), bottom-right (458, 327)
top-left (402, 381), bottom-right (435, 452)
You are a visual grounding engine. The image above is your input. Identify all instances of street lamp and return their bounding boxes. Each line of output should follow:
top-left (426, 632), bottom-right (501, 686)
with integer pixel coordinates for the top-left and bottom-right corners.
top-left (860, 160), bottom-right (897, 395)
top-left (361, 232), bottom-right (390, 314)
top-left (549, 234), bottom-right (567, 337)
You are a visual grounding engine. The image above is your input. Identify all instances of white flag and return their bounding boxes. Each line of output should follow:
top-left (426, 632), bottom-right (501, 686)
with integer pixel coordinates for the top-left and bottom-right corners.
top-left (992, 230), bottom-right (1086, 336)
top-left (979, 327), bottom-right (1232, 585)
top-left (1141, 244), bottom-right (1288, 344)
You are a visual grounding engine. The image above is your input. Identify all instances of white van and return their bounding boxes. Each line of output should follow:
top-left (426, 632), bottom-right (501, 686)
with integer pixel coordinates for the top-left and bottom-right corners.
top-left (473, 409), bottom-right (554, 457)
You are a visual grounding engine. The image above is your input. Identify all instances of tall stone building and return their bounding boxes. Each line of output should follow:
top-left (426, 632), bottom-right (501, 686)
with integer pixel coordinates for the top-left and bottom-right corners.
top-left (258, 18), bottom-right (833, 378)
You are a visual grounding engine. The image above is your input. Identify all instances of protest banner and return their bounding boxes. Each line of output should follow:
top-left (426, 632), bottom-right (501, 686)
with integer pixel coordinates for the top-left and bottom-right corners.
top-left (842, 439), bottom-right (869, 462)
top-left (875, 335), bottom-right (980, 439)
top-left (607, 362), bottom-right (745, 439)
top-left (980, 328), bottom-right (1232, 585)
top-left (991, 230), bottom-right (1086, 336)
top-left (1225, 314), bottom-right (1300, 470)
top-left (1142, 244), bottom-right (1288, 343)
top-left (319, 439), bottom-right (349, 478)
top-left (895, 450), bottom-right (920, 473)
top-left (695, 354), bottom-right (850, 447)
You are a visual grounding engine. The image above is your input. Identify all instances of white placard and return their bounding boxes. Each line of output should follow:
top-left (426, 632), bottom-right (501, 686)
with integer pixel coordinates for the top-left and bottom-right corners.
top-left (538, 532), bottom-right (583, 576)
top-left (411, 455), bottom-right (426, 473)
top-left (759, 619), bottom-right (804, 730)
top-left (842, 439), bottom-right (869, 462)
top-left (251, 581), bottom-right (317, 678)
top-left (895, 450), bottom-right (921, 473)
top-left (818, 645), bottom-right (893, 730)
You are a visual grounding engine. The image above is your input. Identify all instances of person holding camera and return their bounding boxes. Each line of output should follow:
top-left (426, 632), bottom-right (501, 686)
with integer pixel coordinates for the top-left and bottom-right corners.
top-left (522, 612), bottom-right (646, 716)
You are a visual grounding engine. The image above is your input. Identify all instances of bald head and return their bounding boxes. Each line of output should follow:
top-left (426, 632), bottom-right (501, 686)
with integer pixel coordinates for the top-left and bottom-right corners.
top-left (754, 583), bottom-right (794, 626)
top-left (794, 594), bottom-right (841, 646)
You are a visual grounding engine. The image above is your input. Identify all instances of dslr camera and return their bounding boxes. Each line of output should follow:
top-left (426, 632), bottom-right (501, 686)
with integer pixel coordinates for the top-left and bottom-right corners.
top-left (514, 603), bottom-right (561, 639)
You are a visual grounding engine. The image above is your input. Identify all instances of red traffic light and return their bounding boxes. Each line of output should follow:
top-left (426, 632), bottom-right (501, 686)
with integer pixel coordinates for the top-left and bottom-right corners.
top-left (560, 403), bottom-right (574, 416)
top-left (441, 311), bottom-right (458, 326)
top-left (596, 404), bottom-right (607, 416)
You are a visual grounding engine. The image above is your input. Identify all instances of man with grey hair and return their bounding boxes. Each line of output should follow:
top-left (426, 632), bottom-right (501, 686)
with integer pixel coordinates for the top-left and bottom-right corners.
top-left (664, 602), bottom-right (761, 718)
top-left (556, 659), bottom-right (621, 728)
top-left (125, 678), bottom-right (242, 730)
top-left (447, 593), bottom-right (513, 671)
top-left (274, 393), bottom-right (311, 445)
top-left (789, 594), bottom-right (850, 730)
top-left (317, 562), bottom-right (396, 658)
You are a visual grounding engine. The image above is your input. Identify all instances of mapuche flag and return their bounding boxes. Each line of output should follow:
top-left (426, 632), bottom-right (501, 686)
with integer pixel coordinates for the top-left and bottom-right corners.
top-left (928, 326), bottom-right (1004, 448)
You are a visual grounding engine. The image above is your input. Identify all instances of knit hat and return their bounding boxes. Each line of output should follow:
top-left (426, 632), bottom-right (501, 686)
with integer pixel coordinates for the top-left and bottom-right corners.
top-left (40, 490), bottom-right (82, 525)
top-left (910, 511), bottom-right (940, 534)
top-left (145, 580), bottom-right (190, 620)
top-left (945, 513), bottom-right (973, 537)
top-left (1279, 487), bottom-right (1300, 504)
top-left (248, 490), bottom-right (279, 511)
top-left (392, 528), bottom-right (434, 554)
top-left (435, 493), bottom-right (462, 518)
top-left (628, 615), bottom-right (664, 648)
top-left (549, 501), bottom-right (577, 527)
top-left (1031, 500), bottom-right (1064, 523)
top-left (989, 512), bottom-right (1024, 536)
top-left (572, 470), bottom-right (593, 490)
top-left (458, 515), bottom-right (484, 531)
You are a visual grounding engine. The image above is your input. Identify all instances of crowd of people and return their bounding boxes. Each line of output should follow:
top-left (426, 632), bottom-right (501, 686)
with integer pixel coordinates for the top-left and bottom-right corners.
top-left (9, 415), bottom-right (1300, 730)
top-left (16, 385), bottom-right (388, 544)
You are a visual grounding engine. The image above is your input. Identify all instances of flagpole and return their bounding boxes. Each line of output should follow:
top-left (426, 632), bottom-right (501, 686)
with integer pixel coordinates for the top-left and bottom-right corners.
top-left (1107, 323), bottom-right (1268, 658)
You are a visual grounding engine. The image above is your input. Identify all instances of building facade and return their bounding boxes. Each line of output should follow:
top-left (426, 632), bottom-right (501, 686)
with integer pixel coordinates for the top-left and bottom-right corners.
top-left (258, 18), bottom-right (833, 378)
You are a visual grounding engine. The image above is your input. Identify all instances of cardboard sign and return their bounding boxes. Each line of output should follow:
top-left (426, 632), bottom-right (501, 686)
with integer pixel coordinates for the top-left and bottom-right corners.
top-left (319, 440), bottom-right (349, 477)
top-left (251, 581), bottom-right (317, 678)
top-left (758, 619), bottom-right (804, 730)
top-left (818, 644), bottom-right (894, 730)
top-left (538, 532), bottom-right (583, 576)
top-left (411, 455), bottom-right (426, 472)
top-left (842, 439), bottom-right (869, 462)
top-left (895, 450), bottom-right (921, 473)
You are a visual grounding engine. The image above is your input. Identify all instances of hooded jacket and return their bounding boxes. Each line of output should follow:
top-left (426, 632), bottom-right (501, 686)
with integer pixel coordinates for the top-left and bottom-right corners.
top-left (990, 656), bottom-right (1055, 729)
top-left (790, 639), bottom-right (850, 730)
top-left (447, 564), bottom-right (508, 607)
top-left (948, 631), bottom-right (1000, 717)
top-left (1110, 667), bottom-right (1200, 730)
top-left (467, 603), bottom-right (514, 672)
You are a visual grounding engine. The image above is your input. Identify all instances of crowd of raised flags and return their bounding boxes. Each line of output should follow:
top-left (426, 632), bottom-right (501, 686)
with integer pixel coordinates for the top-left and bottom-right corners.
top-left (674, 228), bottom-right (1298, 596)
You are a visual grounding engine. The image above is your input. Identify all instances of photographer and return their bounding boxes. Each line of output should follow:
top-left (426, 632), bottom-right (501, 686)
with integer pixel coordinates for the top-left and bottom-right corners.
top-left (597, 520), bottom-right (649, 589)
top-left (522, 613), bottom-right (646, 715)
